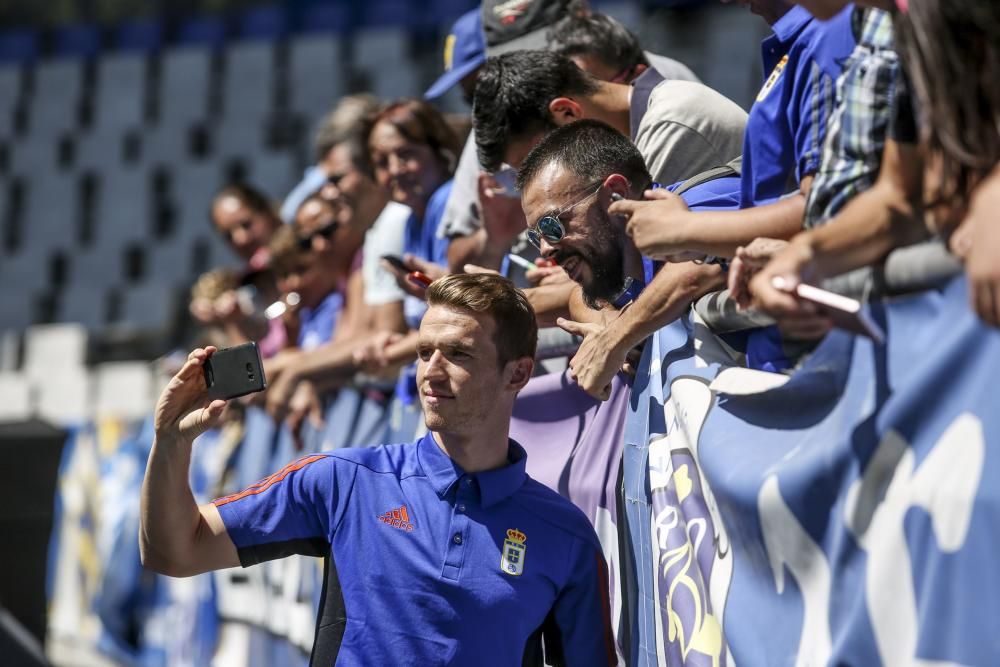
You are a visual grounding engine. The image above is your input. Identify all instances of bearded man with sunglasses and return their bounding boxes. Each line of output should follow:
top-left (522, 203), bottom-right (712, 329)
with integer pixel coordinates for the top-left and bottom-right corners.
top-left (517, 120), bottom-right (728, 400)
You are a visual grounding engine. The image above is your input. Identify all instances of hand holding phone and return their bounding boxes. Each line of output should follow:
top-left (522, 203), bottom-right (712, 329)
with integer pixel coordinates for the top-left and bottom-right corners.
top-left (203, 342), bottom-right (268, 400)
top-left (774, 278), bottom-right (885, 343)
top-left (381, 254), bottom-right (410, 273)
top-left (407, 271), bottom-right (433, 289)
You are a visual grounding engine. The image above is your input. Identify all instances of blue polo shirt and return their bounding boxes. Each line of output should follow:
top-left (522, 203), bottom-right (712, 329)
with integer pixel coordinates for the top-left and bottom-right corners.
top-left (740, 4), bottom-right (855, 208)
top-left (742, 5), bottom-right (854, 372)
top-left (213, 433), bottom-right (616, 666)
top-left (671, 174), bottom-right (743, 213)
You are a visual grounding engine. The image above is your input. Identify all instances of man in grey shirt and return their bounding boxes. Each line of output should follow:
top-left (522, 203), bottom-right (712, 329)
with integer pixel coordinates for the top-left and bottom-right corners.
top-left (440, 11), bottom-right (705, 271)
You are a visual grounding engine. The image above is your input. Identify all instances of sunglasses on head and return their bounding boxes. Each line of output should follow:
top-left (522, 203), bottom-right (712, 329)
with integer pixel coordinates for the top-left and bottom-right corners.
top-left (526, 181), bottom-right (604, 250)
top-left (297, 219), bottom-right (339, 251)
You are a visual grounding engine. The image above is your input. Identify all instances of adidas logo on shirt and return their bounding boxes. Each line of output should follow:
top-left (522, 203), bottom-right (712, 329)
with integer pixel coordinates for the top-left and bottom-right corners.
top-left (378, 505), bottom-right (414, 532)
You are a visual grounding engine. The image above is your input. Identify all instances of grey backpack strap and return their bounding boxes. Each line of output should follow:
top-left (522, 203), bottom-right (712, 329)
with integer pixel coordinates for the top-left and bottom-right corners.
top-left (673, 156), bottom-right (742, 196)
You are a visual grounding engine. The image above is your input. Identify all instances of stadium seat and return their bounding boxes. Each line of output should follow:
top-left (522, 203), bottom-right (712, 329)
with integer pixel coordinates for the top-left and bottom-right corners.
top-left (212, 114), bottom-right (267, 160)
top-left (287, 34), bottom-right (346, 123)
top-left (26, 60), bottom-right (83, 136)
top-left (22, 323), bottom-right (88, 383)
top-left (95, 169), bottom-right (152, 247)
top-left (158, 47), bottom-right (213, 127)
top-left (249, 151), bottom-right (297, 202)
top-left (142, 124), bottom-right (195, 164)
top-left (114, 18), bottom-right (164, 53)
top-left (20, 174), bottom-right (76, 254)
top-left (175, 16), bottom-right (228, 48)
top-left (93, 362), bottom-right (154, 421)
top-left (0, 66), bottom-right (22, 138)
top-left (0, 30), bottom-right (38, 65)
top-left (54, 284), bottom-right (110, 331)
top-left (35, 367), bottom-right (90, 426)
top-left (52, 24), bottom-right (102, 60)
top-left (0, 285), bottom-right (38, 331)
top-left (0, 374), bottom-right (32, 423)
top-left (431, 0), bottom-right (478, 20)
top-left (113, 281), bottom-right (179, 335)
top-left (168, 160), bottom-right (223, 240)
top-left (239, 6), bottom-right (290, 41)
top-left (65, 246), bottom-right (124, 290)
top-left (146, 236), bottom-right (197, 283)
top-left (297, 4), bottom-right (352, 34)
top-left (351, 28), bottom-right (421, 99)
top-left (75, 130), bottom-right (125, 171)
top-left (359, 0), bottom-right (417, 28)
top-left (7, 136), bottom-right (55, 175)
top-left (221, 41), bottom-right (276, 122)
top-left (93, 53), bottom-right (148, 132)
top-left (0, 330), bottom-right (18, 372)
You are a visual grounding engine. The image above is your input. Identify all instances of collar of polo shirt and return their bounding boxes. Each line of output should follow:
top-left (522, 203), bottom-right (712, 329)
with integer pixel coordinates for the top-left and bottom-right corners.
top-left (416, 433), bottom-right (528, 507)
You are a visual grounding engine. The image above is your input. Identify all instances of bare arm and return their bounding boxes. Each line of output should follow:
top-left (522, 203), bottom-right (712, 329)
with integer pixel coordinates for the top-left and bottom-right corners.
top-left (613, 177), bottom-right (814, 260)
top-left (558, 261), bottom-right (725, 399)
top-left (522, 281), bottom-right (577, 328)
top-left (748, 139), bottom-right (927, 317)
top-left (140, 347), bottom-right (240, 577)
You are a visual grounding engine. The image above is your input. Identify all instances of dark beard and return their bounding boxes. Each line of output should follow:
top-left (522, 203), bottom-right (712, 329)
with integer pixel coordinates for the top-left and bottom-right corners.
top-left (576, 215), bottom-right (627, 309)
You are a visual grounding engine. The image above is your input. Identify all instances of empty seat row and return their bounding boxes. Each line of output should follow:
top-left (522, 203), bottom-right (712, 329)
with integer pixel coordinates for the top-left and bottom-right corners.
top-left (0, 360), bottom-right (157, 425)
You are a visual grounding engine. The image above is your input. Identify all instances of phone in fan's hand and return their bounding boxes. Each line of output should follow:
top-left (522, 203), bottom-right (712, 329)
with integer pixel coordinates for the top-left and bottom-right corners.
top-left (203, 342), bottom-right (267, 400)
top-left (407, 271), bottom-right (433, 289)
top-left (792, 282), bottom-right (886, 343)
top-left (381, 254), bottom-right (410, 273)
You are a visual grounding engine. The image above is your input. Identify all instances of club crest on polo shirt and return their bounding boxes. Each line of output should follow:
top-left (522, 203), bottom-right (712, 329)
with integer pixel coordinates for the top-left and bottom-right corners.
top-left (501, 528), bottom-right (527, 576)
top-left (492, 0), bottom-right (532, 26)
top-left (757, 54), bottom-right (789, 103)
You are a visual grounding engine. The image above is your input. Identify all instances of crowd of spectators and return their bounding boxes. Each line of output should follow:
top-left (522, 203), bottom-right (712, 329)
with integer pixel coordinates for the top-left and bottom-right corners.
top-left (71, 0), bottom-right (1000, 663)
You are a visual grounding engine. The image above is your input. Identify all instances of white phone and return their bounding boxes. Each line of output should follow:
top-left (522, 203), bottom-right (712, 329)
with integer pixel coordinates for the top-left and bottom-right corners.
top-left (792, 282), bottom-right (886, 344)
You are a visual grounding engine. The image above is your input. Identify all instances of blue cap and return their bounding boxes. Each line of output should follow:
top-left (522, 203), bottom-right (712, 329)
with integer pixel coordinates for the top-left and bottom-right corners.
top-left (424, 9), bottom-right (486, 100)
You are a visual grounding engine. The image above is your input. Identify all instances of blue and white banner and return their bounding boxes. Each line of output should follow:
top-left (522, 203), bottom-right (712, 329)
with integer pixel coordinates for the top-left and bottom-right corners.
top-left (624, 277), bottom-right (1000, 666)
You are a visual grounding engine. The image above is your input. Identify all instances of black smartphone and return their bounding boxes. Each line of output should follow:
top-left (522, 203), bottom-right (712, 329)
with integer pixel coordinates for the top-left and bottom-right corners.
top-left (203, 342), bottom-right (267, 400)
top-left (381, 254), bottom-right (409, 272)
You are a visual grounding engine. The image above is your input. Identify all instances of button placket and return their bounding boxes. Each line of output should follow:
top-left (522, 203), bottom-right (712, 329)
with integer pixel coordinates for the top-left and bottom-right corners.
top-left (441, 476), bottom-right (476, 581)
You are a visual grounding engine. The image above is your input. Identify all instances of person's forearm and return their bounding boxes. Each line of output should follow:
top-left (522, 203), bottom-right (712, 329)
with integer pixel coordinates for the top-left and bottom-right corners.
top-left (676, 194), bottom-right (806, 258)
top-left (447, 228), bottom-right (508, 273)
top-left (447, 233), bottom-right (484, 273)
top-left (607, 262), bottom-right (725, 351)
top-left (372, 301), bottom-right (407, 334)
top-left (140, 435), bottom-right (208, 576)
top-left (285, 342), bottom-right (361, 389)
top-left (524, 282), bottom-right (575, 327)
top-left (803, 181), bottom-right (928, 279)
top-left (383, 330), bottom-right (419, 367)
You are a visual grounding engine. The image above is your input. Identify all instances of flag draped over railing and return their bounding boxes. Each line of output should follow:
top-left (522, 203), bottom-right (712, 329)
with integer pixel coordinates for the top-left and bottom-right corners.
top-left (624, 276), bottom-right (1000, 666)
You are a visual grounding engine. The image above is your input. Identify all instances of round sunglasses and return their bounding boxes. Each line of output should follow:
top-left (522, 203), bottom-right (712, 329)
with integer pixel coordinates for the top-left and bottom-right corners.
top-left (526, 181), bottom-right (604, 250)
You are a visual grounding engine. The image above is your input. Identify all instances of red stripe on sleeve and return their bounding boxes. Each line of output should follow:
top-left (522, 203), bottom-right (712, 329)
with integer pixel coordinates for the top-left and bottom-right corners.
top-left (213, 454), bottom-right (326, 507)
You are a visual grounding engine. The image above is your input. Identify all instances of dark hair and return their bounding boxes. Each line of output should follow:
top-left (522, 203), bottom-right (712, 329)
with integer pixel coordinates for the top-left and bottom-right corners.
top-left (426, 273), bottom-right (538, 365)
top-left (473, 50), bottom-right (600, 173)
top-left (896, 1), bottom-right (1000, 206)
top-left (366, 99), bottom-right (461, 175)
top-left (210, 183), bottom-right (281, 228)
top-left (547, 13), bottom-right (648, 77)
top-left (516, 119), bottom-right (651, 194)
top-left (267, 223), bottom-right (307, 278)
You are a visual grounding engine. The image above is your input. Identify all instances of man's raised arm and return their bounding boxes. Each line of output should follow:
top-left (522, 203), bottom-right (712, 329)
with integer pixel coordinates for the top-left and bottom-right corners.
top-left (139, 347), bottom-right (240, 577)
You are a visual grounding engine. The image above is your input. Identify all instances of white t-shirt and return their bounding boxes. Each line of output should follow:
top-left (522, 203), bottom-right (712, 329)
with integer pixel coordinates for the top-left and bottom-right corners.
top-left (362, 201), bottom-right (411, 306)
